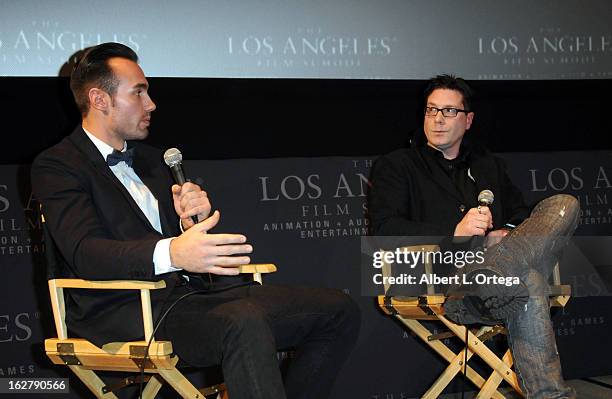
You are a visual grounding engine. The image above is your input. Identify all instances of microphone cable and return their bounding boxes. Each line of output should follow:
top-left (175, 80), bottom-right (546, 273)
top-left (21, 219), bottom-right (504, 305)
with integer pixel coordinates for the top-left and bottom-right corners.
top-left (137, 280), bottom-right (256, 399)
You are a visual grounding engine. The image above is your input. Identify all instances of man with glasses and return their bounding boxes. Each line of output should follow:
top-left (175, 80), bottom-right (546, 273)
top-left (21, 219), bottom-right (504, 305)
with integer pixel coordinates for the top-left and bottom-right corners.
top-left (369, 74), bottom-right (578, 398)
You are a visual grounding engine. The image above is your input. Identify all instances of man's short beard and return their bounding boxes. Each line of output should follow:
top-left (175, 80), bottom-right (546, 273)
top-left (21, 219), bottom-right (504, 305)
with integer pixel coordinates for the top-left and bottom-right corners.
top-left (123, 129), bottom-right (149, 141)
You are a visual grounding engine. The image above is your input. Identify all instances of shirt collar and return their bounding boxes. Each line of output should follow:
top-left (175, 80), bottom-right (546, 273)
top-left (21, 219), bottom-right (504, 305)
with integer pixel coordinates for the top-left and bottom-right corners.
top-left (82, 126), bottom-right (127, 161)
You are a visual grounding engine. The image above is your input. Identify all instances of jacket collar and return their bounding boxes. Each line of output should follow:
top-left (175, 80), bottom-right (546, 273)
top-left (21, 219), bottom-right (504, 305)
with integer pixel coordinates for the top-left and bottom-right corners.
top-left (411, 128), bottom-right (492, 204)
top-left (67, 126), bottom-right (174, 236)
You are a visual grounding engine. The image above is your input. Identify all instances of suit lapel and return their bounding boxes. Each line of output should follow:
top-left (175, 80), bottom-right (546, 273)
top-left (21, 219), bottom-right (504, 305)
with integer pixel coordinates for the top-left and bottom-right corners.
top-left (69, 128), bottom-right (158, 233)
top-left (131, 144), bottom-right (176, 237)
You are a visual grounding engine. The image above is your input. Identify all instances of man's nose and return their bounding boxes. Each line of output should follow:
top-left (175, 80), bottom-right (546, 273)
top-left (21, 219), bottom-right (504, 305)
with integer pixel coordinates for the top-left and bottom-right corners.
top-left (145, 95), bottom-right (156, 112)
top-left (434, 110), bottom-right (445, 123)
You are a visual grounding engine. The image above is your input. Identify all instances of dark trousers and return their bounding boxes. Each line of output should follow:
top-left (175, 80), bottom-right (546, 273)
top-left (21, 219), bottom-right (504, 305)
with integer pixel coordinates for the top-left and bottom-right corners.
top-left (158, 281), bottom-right (360, 399)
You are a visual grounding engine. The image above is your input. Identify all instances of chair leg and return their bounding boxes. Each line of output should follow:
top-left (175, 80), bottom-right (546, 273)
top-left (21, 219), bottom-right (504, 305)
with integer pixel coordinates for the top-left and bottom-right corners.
top-left (68, 365), bottom-right (118, 399)
top-left (477, 350), bottom-right (522, 399)
top-left (157, 367), bottom-right (203, 398)
top-left (423, 345), bottom-right (476, 399)
top-left (141, 375), bottom-right (164, 399)
top-left (398, 318), bottom-right (506, 399)
top-left (424, 338), bottom-right (490, 399)
top-left (436, 314), bottom-right (522, 393)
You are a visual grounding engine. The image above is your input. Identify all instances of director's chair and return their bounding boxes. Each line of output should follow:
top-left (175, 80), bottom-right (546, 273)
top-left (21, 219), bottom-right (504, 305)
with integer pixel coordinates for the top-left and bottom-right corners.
top-left (41, 210), bottom-right (277, 399)
top-left (377, 245), bottom-right (571, 399)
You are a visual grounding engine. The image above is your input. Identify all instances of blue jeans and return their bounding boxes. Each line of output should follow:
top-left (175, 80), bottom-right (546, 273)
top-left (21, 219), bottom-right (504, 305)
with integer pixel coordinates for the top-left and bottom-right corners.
top-left (160, 282), bottom-right (361, 399)
top-left (464, 194), bottom-right (579, 398)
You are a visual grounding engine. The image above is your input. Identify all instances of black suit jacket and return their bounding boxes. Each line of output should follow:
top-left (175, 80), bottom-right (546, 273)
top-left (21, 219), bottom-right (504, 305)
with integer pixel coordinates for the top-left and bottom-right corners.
top-left (32, 127), bottom-right (182, 345)
top-left (369, 142), bottom-right (530, 237)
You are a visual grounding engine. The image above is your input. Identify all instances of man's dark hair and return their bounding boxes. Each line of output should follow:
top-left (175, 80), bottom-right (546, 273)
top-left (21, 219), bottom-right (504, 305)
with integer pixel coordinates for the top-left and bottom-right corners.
top-left (423, 74), bottom-right (474, 111)
top-left (70, 42), bottom-right (138, 116)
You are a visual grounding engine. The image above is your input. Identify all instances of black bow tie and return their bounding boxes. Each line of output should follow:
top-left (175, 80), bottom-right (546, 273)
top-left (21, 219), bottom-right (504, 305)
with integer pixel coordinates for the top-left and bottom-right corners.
top-left (106, 148), bottom-right (135, 167)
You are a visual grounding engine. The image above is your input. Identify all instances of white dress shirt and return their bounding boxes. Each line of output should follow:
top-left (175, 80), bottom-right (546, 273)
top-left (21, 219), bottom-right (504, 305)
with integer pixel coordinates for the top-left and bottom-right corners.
top-left (84, 129), bottom-right (180, 275)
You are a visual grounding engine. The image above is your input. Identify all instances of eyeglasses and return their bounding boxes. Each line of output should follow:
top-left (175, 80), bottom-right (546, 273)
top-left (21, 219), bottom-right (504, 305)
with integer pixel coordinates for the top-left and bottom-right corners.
top-left (424, 106), bottom-right (469, 118)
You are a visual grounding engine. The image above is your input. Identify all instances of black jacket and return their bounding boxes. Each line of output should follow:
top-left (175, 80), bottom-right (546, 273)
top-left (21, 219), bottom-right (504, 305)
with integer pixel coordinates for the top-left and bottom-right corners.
top-left (32, 127), bottom-right (182, 345)
top-left (369, 137), bottom-right (529, 236)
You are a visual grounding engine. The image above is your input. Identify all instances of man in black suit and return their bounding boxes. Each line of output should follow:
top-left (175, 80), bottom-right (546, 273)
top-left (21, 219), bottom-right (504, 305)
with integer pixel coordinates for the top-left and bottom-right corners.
top-left (32, 42), bottom-right (360, 399)
top-left (369, 75), bottom-right (578, 398)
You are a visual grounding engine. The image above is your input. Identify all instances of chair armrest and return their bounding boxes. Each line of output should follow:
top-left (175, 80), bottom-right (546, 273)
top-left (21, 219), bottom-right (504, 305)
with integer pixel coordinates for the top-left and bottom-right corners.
top-left (550, 284), bottom-right (571, 297)
top-left (51, 263), bottom-right (276, 289)
top-left (239, 264), bottom-right (277, 274)
top-left (239, 263), bottom-right (277, 284)
top-left (50, 279), bottom-right (166, 290)
top-left (48, 278), bottom-right (166, 341)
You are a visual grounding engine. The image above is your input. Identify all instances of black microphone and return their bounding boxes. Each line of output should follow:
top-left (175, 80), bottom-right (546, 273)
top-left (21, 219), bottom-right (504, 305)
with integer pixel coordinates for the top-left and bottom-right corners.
top-left (163, 148), bottom-right (199, 225)
top-left (478, 189), bottom-right (494, 207)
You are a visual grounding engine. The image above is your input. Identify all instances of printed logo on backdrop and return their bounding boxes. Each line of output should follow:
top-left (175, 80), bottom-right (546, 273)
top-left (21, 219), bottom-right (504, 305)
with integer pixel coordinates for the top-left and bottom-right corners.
top-left (555, 313), bottom-right (606, 337)
top-left (228, 27), bottom-right (396, 75)
top-left (500, 152), bottom-right (612, 234)
top-left (0, 20), bottom-right (145, 71)
top-left (527, 163), bottom-right (611, 230)
top-left (0, 364), bottom-right (36, 378)
top-left (0, 309), bottom-right (39, 377)
top-left (476, 27), bottom-right (612, 79)
top-left (0, 311), bottom-right (37, 344)
top-left (258, 159), bottom-right (372, 239)
top-left (0, 183), bottom-right (43, 259)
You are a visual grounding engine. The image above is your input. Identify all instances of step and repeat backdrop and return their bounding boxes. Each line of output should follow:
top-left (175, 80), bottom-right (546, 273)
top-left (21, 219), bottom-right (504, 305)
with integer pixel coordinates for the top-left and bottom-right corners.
top-left (1, 151), bottom-right (611, 398)
top-left (1, 0), bottom-right (612, 79)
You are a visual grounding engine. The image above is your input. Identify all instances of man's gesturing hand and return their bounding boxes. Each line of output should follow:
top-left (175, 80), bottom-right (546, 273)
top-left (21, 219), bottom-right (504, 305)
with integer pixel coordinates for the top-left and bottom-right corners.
top-left (454, 206), bottom-right (493, 237)
top-left (169, 210), bottom-right (252, 275)
top-left (172, 182), bottom-right (211, 230)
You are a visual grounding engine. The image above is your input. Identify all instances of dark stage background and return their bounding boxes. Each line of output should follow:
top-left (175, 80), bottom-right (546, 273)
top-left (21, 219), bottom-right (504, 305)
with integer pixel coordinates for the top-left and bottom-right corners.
top-left (1, 77), bottom-right (612, 165)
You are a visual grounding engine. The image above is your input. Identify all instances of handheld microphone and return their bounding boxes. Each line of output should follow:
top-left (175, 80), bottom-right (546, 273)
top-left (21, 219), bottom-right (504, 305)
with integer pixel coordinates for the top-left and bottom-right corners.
top-left (477, 190), bottom-right (494, 207)
top-left (163, 148), bottom-right (198, 225)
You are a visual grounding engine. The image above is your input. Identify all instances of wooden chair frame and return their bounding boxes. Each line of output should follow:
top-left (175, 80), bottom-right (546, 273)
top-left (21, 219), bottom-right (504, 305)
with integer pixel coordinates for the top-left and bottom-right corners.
top-left (45, 264), bottom-right (277, 399)
top-left (377, 245), bottom-right (570, 399)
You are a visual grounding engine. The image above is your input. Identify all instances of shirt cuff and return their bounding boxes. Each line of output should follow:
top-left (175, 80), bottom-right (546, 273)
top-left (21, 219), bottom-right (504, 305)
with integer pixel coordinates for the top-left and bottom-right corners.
top-left (153, 238), bottom-right (182, 275)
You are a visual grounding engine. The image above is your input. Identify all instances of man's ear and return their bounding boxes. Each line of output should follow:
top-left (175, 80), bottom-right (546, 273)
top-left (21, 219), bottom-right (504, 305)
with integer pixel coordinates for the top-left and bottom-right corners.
top-left (465, 112), bottom-right (475, 130)
top-left (88, 88), bottom-right (110, 114)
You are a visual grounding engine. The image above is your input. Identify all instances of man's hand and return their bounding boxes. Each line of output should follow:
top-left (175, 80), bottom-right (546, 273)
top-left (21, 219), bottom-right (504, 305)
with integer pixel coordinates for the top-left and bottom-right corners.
top-left (454, 206), bottom-right (493, 237)
top-left (172, 182), bottom-right (211, 230)
top-left (485, 228), bottom-right (510, 248)
top-left (169, 210), bottom-right (253, 275)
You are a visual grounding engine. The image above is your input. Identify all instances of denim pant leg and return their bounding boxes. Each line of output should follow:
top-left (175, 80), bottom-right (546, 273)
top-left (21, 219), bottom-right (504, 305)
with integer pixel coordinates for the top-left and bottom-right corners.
top-left (484, 194), bottom-right (580, 283)
top-left (505, 270), bottom-right (576, 399)
top-left (456, 195), bottom-right (579, 397)
top-left (492, 195), bottom-right (579, 398)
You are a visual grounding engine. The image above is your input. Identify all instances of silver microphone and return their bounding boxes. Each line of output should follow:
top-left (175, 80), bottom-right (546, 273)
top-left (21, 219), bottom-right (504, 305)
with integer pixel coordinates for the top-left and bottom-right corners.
top-left (163, 148), bottom-right (185, 183)
top-left (478, 190), bottom-right (494, 207)
top-left (163, 147), bottom-right (182, 166)
top-left (163, 148), bottom-right (198, 224)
